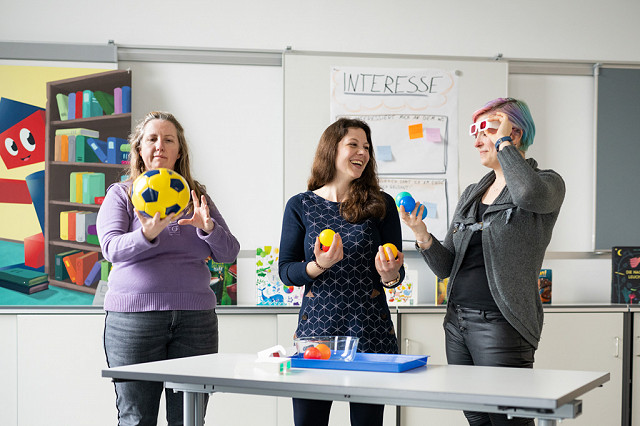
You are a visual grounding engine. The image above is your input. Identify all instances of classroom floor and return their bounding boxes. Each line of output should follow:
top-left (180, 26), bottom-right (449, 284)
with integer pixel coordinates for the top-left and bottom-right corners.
top-left (0, 240), bottom-right (94, 306)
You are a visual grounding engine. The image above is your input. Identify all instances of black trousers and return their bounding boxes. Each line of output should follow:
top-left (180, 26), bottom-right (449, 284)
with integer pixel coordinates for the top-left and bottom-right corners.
top-left (444, 304), bottom-right (536, 426)
top-left (292, 398), bottom-right (384, 426)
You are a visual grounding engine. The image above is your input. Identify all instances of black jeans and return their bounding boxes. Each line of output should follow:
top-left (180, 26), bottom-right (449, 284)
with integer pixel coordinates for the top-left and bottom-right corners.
top-left (292, 398), bottom-right (384, 426)
top-left (444, 304), bottom-right (536, 426)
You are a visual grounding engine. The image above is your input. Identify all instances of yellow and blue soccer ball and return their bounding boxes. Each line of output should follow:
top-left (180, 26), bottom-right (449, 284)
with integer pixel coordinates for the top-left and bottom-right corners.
top-left (131, 168), bottom-right (190, 218)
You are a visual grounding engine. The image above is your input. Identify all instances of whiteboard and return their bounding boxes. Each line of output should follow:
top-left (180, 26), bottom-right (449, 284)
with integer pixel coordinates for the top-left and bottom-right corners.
top-left (120, 61), bottom-right (284, 249)
top-left (283, 51), bottom-right (508, 223)
top-left (509, 73), bottom-right (595, 252)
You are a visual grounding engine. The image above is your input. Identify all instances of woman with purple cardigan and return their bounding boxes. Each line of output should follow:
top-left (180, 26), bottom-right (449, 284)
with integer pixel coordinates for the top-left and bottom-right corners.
top-left (97, 111), bottom-right (240, 426)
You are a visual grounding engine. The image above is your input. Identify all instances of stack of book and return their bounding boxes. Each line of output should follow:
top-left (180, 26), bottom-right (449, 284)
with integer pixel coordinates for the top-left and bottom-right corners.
top-left (0, 266), bottom-right (49, 294)
top-left (55, 86), bottom-right (131, 121)
top-left (54, 128), bottom-right (130, 164)
top-left (54, 249), bottom-right (107, 286)
top-left (60, 211), bottom-right (99, 245)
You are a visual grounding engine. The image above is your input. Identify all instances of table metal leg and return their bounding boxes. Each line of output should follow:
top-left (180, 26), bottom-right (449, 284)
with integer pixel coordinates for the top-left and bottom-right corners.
top-left (538, 419), bottom-right (557, 426)
top-left (183, 391), bottom-right (205, 426)
top-left (184, 392), bottom-right (196, 426)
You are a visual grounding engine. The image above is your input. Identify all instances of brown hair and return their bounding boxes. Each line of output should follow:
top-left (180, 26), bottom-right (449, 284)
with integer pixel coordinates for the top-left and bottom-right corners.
top-left (126, 111), bottom-right (206, 213)
top-left (307, 118), bottom-right (386, 223)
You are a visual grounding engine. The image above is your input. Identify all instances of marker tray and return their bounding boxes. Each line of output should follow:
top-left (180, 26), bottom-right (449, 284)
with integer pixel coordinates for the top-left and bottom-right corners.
top-left (290, 353), bottom-right (429, 373)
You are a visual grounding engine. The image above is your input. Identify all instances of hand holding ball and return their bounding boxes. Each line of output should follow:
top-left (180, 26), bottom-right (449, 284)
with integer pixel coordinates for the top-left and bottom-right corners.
top-left (131, 168), bottom-right (190, 218)
top-left (318, 228), bottom-right (336, 252)
top-left (395, 192), bottom-right (427, 220)
top-left (382, 243), bottom-right (398, 261)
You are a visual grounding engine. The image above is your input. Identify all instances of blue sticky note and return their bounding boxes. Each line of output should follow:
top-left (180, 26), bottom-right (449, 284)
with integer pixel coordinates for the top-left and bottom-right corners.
top-left (424, 202), bottom-right (438, 218)
top-left (376, 145), bottom-right (393, 162)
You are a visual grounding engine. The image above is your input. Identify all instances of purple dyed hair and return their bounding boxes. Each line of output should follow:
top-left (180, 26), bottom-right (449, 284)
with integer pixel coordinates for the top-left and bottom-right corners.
top-left (472, 98), bottom-right (536, 151)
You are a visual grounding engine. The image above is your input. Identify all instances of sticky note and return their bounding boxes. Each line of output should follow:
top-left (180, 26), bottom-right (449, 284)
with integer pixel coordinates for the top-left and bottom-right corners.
top-left (424, 202), bottom-right (438, 218)
top-left (377, 145), bottom-right (393, 162)
top-left (408, 123), bottom-right (423, 140)
top-left (425, 128), bottom-right (441, 142)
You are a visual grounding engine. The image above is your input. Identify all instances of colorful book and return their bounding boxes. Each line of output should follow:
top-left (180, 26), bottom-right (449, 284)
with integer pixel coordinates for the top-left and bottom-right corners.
top-left (63, 251), bottom-right (85, 284)
top-left (100, 259), bottom-right (112, 281)
top-left (69, 172), bottom-right (90, 203)
top-left (56, 93), bottom-right (69, 121)
top-left (94, 90), bottom-right (115, 115)
top-left (75, 135), bottom-right (101, 163)
top-left (121, 86), bottom-right (131, 113)
top-left (82, 90), bottom-right (99, 118)
top-left (114, 87), bottom-right (122, 114)
top-left (0, 266), bottom-right (48, 286)
top-left (68, 135), bottom-right (76, 163)
top-left (54, 135), bottom-right (63, 161)
top-left (435, 277), bottom-right (449, 305)
top-left (87, 138), bottom-right (109, 163)
top-left (83, 173), bottom-right (105, 204)
top-left (76, 251), bottom-right (99, 287)
top-left (538, 269), bottom-right (552, 304)
top-left (55, 128), bottom-right (99, 138)
top-left (60, 211), bottom-right (75, 240)
top-left (119, 142), bottom-right (130, 164)
top-left (75, 91), bottom-right (83, 120)
top-left (0, 279), bottom-right (49, 295)
top-left (75, 211), bottom-right (90, 242)
top-left (60, 135), bottom-right (69, 162)
top-left (68, 211), bottom-right (78, 241)
top-left (612, 247), bottom-right (640, 303)
top-left (84, 260), bottom-right (102, 286)
top-left (68, 92), bottom-right (76, 120)
top-left (107, 137), bottom-right (129, 164)
top-left (55, 249), bottom-right (81, 280)
top-left (86, 233), bottom-right (100, 246)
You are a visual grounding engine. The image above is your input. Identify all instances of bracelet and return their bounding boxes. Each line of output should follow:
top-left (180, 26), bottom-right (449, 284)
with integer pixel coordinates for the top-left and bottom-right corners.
top-left (416, 235), bottom-right (433, 245)
top-left (381, 274), bottom-right (401, 288)
top-left (313, 260), bottom-right (329, 271)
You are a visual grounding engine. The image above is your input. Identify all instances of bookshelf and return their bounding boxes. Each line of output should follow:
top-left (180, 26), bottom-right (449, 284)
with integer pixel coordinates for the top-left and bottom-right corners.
top-left (44, 70), bottom-right (132, 294)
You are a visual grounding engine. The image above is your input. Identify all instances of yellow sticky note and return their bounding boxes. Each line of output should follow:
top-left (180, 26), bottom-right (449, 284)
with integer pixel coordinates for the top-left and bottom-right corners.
top-left (408, 123), bottom-right (423, 140)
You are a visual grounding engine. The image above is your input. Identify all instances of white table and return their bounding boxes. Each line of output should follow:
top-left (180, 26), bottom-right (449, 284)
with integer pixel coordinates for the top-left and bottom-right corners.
top-left (102, 353), bottom-right (609, 426)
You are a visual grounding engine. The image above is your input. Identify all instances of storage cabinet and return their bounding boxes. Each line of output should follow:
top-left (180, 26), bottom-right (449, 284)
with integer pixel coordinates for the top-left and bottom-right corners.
top-left (44, 70), bottom-right (132, 294)
top-left (399, 307), bottom-right (628, 426)
top-left (535, 310), bottom-right (627, 426)
top-left (399, 309), bottom-right (466, 425)
top-left (0, 306), bottom-right (629, 426)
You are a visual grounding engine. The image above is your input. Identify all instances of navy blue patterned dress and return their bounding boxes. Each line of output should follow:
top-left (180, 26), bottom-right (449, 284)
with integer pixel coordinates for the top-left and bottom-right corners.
top-left (279, 191), bottom-right (404, 354)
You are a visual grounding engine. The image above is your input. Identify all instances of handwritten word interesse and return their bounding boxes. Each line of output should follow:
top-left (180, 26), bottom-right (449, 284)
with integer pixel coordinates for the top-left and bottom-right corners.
top-left (342, 72), bottom-right (446, 96)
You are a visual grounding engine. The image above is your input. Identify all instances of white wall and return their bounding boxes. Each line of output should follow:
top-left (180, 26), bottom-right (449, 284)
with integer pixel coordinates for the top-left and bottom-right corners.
top-left (4, 1), bottom-right (640, 63)
top-left (5, 1), bottom-right (629, 305)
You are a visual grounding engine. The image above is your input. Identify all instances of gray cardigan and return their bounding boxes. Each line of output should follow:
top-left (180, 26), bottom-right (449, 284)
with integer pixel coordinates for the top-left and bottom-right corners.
top-left (419, 145), bottom-right (565, 348)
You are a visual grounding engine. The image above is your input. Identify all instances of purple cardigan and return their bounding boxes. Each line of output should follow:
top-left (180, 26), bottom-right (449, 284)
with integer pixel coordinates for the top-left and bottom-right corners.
top-left (96, 182), bottom-right (240, 312)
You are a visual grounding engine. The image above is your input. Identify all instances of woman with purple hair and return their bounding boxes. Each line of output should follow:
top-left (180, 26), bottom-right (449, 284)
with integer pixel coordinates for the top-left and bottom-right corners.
top-left (401, 98), bottom-right (565, 426)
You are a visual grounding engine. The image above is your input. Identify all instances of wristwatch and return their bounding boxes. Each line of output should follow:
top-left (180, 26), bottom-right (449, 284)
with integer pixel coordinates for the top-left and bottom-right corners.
top-left (495, 136), bottom-right (512, 151)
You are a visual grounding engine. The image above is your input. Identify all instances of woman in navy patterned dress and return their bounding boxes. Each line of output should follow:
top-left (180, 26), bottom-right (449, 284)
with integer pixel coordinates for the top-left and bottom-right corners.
top-left (279, 118), bottom-right (405, 426)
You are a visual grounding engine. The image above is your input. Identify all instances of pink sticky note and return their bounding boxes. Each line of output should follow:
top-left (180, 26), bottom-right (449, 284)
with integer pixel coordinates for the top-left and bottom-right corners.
top-left (425, 128), bottom-right (441, 142)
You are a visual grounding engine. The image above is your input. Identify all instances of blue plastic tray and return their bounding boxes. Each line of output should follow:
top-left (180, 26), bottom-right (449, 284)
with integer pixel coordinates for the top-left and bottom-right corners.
top-left (290, 353), bottom-right (429, 373)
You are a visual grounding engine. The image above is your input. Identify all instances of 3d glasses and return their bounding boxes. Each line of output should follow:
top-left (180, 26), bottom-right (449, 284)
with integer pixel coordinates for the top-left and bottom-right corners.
top-left (469, 119), bottom-right (500, 136)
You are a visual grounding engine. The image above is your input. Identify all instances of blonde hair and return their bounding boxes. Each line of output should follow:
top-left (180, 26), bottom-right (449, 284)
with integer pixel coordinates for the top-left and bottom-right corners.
top-left (126, 111), bottom-right (206, 212)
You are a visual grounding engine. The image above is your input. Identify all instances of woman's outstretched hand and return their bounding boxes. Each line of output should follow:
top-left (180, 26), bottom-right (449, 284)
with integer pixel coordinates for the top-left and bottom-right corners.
top-left (178, 190), bottom-right (215, 233)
